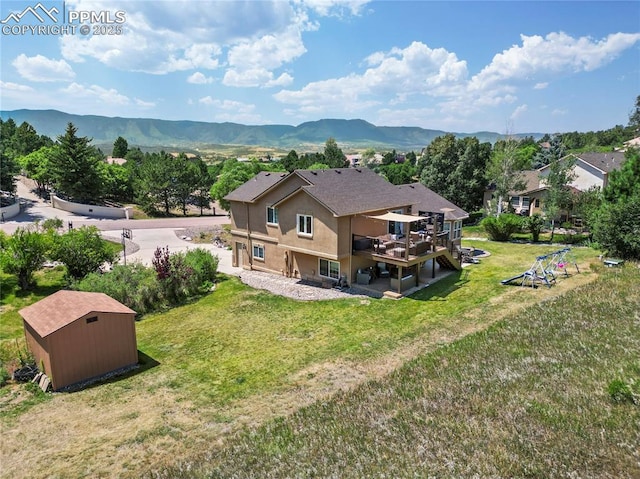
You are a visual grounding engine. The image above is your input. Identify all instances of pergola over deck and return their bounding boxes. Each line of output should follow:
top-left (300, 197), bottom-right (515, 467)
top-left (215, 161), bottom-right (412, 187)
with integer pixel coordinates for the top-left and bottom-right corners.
top-left (352, 211), bottom-right (460, 294)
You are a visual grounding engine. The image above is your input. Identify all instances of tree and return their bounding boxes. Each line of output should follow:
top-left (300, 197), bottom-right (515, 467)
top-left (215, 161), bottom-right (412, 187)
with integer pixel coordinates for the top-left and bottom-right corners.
top-left (592, 197), bottom-right (640, 260)
top-left (603, 147), bottom-right (640, 203)
top-left (0, 149), bottom-right (19, 193)
top-left (112, 136), bottom-right (129, 158)
top-left (533, 134), bottom-right (565, 169)
top-left (450, 137), bottom-right (491, 212)
top-left (0, 227), bottom-right (49, 290)
top-left (19, 146), bottom-right (56, 195)
top-left (135, 152), bottom-right (179, 214)
top-left (280, 149), bottom-right (301, 172)
top-left (51, 226), bottom-right (117, 279)
top-left (381, 161), bottom-right (415, 185)
top-left (173, 154), bottom-right (200, 215)
top-left (49, 123), bottom-right (105, 202)
top-left (485, 136), bottom-right (527, 216)
top-left (210, 159), bottom-right (261, 211)
top-left (542, 155), bottom-right (576, 242)
top-left (628, 95), bottom-right (640, 131)
top-left (102, 161), bottom-right (134, 203)
top-left (323, 137), bottom-right (347, 168)
top-left (420, 134), bottom-right (458, 199)
top-left (192, 158), bottom-right (213, 215)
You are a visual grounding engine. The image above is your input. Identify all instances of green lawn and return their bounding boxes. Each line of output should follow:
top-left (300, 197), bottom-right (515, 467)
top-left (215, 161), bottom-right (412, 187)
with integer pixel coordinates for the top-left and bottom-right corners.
top-left (155, 262), bottom-right (640, 479)
top-left (0, 240), bottom-right (604, 478)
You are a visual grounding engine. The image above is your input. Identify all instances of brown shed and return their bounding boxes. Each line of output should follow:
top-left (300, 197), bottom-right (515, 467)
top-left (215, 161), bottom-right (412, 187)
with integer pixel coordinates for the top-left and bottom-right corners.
top-left (19, 290), bottom-right (137, 391)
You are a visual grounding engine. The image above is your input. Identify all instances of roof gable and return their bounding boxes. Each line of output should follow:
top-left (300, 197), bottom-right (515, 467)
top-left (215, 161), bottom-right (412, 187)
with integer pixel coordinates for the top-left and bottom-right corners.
top-left (19, 290), bottom-right (135, 338)
top-left (398, 183), bottom-right (468, 219)
top-left (224, 171), bottom-right (289, 203)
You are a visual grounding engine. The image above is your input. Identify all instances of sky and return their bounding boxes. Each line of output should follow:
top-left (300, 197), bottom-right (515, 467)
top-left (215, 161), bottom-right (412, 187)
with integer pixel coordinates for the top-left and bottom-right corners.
top-left (1, 0), bottom-right (639, 134)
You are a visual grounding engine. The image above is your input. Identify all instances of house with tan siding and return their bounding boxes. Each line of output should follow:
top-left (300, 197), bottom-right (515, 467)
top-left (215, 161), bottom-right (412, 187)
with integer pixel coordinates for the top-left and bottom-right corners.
top-left (225, 168), bottom-right (468, 296)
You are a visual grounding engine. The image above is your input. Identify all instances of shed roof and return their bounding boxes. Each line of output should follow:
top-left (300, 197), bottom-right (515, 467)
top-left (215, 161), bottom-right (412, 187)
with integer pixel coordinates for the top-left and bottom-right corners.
top-left (19, 290), bottom-right (136, 338)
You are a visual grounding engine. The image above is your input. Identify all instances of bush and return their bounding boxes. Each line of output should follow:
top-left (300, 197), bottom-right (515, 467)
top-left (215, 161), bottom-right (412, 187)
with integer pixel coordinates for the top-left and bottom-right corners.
top-left (73, 263), bottom-right (162, 315)
top-left (481, 214), bottom-right (523, 241)
top-left (184, 248), bottom-right (219, 285)
top-left (523, 213), bottom-right (545, 242)
top-left (591, 197), bottom-right (640, 259)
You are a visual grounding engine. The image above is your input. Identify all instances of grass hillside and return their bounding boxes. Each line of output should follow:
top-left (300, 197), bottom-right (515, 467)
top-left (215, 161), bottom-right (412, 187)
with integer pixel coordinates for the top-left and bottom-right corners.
top-left (155, 263), bottom-right (640, 479)
top-left (1, 242), bottom-right (637, 478)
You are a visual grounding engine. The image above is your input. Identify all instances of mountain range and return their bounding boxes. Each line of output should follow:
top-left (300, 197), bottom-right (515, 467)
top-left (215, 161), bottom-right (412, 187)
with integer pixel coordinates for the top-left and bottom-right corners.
top-left (0, 109), bottom-right (543, 151)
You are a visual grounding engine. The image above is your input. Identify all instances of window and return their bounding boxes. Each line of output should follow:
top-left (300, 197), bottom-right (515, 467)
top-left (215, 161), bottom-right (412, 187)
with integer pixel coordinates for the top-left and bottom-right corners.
top-left (453, 220), bottom-right (462, 239)
top-left (267, 207), bottom-right (278, 225)
top-left (319, 258), bottom-right (340, 280)
top-left (252, 244), bottom-right (265, 261)
top-left (86, 316), bottom-right (98, 324)
top-left (522, 197), bottom-right (530, 208)
top-left (511, 196), bottom-right (520, 207)
top-left (534, 198), bottom-right (540, 208)
top-left (297, 214), bottom-right (313, 236)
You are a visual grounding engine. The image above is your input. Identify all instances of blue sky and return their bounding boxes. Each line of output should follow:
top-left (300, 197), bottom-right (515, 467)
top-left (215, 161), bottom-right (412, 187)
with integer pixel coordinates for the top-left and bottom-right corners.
top-left (1, 0), bottom-right (638, 134)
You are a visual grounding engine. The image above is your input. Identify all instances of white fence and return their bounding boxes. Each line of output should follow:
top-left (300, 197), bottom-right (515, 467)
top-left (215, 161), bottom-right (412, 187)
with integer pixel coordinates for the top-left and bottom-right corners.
top-left (52, 195), bottom-right (132, 219)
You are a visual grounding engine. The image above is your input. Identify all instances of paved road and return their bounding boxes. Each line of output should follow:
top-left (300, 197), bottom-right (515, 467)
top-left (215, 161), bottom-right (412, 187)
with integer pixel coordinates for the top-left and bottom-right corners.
top-left (1, 178), bottom-right (241, 275)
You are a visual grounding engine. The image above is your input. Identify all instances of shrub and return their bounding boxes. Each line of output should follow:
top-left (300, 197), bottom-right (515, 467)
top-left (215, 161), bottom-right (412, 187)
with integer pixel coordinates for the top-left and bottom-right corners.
top-left (523, 213), bottom-right (545, 242)
top-left (481, 214), bottom-right (523, 241)
top-left (184, 248), bottom-right (219, 285)
top-left (73, 263), bottom-right (162, 315)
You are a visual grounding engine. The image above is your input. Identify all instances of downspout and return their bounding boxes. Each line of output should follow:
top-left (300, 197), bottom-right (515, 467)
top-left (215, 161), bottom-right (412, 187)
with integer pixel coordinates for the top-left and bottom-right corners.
top-left (348, 215), bottom-right (353, 287)
top-left (246, 202), bottom-right (252, 270)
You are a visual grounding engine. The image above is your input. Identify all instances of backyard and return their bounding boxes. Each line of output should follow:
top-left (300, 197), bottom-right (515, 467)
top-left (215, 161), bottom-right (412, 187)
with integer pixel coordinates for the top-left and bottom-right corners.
top-left (0, 240), bottom-right (624, 478)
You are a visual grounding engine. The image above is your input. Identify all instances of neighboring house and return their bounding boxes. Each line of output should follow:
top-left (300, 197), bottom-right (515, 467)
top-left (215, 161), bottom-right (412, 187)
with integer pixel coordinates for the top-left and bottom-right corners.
top-left (19, 290), bottom-right (137, 391)
top-left (485, 152), bottom-right (626, 219)
top-left (225, 168), bottom-right (468, 295)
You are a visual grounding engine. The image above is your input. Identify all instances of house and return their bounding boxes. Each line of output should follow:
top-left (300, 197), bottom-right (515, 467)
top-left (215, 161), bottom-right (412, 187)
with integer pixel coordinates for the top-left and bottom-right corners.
top-left (19, 290), bottom-right (137, 391)
top-left (225, 168), bottom-right (468, 296)
top-left (485, 152), bottom-right (626, 218)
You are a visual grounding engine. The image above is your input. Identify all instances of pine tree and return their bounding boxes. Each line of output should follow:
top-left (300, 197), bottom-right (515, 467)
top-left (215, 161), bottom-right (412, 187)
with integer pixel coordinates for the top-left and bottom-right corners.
top-left (50, 123), bottom-right (104, 202)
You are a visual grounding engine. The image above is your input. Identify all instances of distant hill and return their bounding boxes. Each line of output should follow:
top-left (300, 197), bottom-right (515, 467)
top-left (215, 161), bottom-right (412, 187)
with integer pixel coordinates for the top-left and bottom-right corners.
top-left (0, 109), bottom-right (543, 151)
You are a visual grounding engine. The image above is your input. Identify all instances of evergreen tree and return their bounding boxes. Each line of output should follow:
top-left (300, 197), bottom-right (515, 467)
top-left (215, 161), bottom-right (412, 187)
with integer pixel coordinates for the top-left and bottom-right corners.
top-left (112, 136), bottom-right (129, 158)
top-left (323, 137), bottom-right (347, 168)
top-left (50, 123), bottom-right (104, 202)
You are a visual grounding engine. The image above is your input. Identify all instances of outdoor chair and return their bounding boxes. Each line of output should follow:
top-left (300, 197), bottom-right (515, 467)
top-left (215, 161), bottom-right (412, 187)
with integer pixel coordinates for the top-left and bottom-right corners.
top-left (377, 262), bottom-right (390, 278)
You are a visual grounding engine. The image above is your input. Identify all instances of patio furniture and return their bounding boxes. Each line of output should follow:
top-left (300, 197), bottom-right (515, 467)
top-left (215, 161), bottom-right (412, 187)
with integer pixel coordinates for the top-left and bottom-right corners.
top-left (356, 268), bottom-right (372, 284)
top-left (377, 262), bottom-right (390, 278)
top-left (392, 247), bottom-right (406, 258)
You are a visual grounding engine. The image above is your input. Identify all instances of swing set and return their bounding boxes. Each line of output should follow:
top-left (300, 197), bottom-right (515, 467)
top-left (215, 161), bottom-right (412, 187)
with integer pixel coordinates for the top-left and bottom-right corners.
top-left (501, 247), bottom-right (579, 288)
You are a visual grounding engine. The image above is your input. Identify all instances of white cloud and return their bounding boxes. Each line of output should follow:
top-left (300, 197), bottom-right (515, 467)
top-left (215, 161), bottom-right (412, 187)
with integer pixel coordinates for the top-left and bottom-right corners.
top-left (0, 81), bottom-right (34, 93)
top-left (299, 0), bottom-right (370, 17)
top-left (275, 41), bottom-right (467, 117)
top-left (552, 108), bottom-right (568, 116)
top-left (198, 97), bottom-right (263, 123)
top-left (469, 32), bottom-right (640, 92)
top-left (187, 72), bottom-right (214, 84)
top-left (534, 82), bottom-right (549, 90)
top-left (511, 104), bottom-right (528, 120)
top-left (12, 54), bottom-right (75, 82)
top-left (61, 82), bottom-right (130, 105)
top-left (135, 98), bottom-right (156, 108)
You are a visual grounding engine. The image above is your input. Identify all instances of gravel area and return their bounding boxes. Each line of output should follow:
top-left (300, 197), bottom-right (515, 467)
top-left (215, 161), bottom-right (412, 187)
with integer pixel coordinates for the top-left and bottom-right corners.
top-left (237, 269), bottom-right (372, 301)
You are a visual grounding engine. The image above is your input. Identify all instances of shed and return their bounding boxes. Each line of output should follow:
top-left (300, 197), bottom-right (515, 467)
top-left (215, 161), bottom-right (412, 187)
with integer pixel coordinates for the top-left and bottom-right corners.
top-left (19, 290), bottom-right (137, 391)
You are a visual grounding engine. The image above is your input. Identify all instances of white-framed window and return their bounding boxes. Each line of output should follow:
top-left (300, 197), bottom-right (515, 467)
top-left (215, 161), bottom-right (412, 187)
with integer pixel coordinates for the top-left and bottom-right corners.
top-left (453, 220), bottom-right (462, 239)
top-left (319, 258), bottom-right (340, 280)
top-left (511, 196), bottom-right (520, 207)
top-left (266, 206), bottom-right (278, 225)
top-left (252, 244), bottom-right (265, 261)
top-left (297, 214), bottom-right (313, 236)
top-left (522, 197), bottom-right (530, 208)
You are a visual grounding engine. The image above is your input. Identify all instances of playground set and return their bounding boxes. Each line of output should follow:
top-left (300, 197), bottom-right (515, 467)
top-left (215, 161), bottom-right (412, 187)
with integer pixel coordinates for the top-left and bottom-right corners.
top-left (501, 247), bottom-right (579, 288)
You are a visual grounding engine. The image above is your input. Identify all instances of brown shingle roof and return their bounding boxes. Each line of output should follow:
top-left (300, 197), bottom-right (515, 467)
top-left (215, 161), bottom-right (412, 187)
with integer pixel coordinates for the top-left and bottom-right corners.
top-left (224, 171), bottom-right (288, 203)
top-left (19, 290), bottom-right (135, 338)
top-left (512, 170), bottom-right (541, 195)
top-left (397, 183), bottom-right (468, 220)
top-left (572, 152), bottom-right (625, 173)
top-left (293, 168), bottom-right (415, 216)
